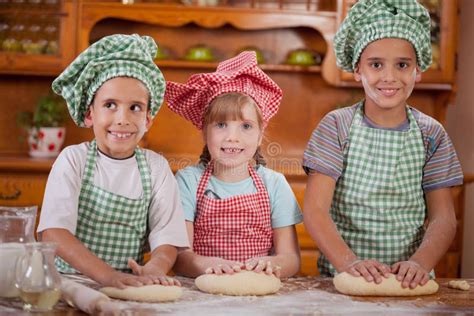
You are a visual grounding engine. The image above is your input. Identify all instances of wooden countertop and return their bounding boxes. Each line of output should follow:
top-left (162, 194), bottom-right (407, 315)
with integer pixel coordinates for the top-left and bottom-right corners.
top-left (1, 276), bottom-right (473, 315)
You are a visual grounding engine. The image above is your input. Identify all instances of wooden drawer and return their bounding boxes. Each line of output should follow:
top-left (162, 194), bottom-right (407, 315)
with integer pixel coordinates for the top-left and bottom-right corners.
top-left (0, 174), bottom-right (48, 207)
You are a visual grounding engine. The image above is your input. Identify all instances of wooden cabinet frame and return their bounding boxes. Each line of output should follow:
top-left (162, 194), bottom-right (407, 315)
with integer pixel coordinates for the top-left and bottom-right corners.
top-left (0, 0), bottom-right (466, 278)
top-left (74, 2), bottom-right (346, 85)
top-left (76, 2), bottom-right (337, 66)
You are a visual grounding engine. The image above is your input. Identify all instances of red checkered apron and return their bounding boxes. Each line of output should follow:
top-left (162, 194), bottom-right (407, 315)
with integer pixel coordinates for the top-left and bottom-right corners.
top-left (193, 163), bottom-right (273, 262)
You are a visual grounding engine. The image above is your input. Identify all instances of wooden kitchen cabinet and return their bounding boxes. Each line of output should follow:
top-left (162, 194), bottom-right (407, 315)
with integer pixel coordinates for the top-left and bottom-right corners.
top-left (0, 0), bottom-right (466, 278)
top-left (0, 173), bottom-right (47, 206)
top-left (75, 2), bottom-right (340, 277)
top-left (0, 0), bottom-right (76, 76)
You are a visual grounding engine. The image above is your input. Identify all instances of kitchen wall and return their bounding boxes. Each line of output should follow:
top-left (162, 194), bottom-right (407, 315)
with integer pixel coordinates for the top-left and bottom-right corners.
top-left (447, 0), bottom-right (474, 278)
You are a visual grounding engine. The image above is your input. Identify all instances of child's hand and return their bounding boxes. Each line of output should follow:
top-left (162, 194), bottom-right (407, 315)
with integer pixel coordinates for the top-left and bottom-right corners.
top-left (128, 258), bottom-right (181, 286)
top-left (204, 259), bottom-right (243, 275)
top-left (144, 275), bottom-right (181, 286)
top-left (391, 260), bottom-right (429, 289)
top-left (244, 258), bottom-right (281, 278)
top-left (103, 271), bottom-right (155, 289)
top-left (344, 259), bottom-right (391, 284)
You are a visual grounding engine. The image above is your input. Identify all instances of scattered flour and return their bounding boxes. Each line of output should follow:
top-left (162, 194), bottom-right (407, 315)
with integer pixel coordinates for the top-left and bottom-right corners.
top-left (38, 275), bottom-right (472, 316)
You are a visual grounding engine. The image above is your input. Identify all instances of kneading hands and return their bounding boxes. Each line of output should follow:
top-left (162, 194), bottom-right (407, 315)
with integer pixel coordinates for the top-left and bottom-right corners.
top-left (40, 228), bottom-right (180, 288)
top-left (174, 221), bottom-right (300, 278)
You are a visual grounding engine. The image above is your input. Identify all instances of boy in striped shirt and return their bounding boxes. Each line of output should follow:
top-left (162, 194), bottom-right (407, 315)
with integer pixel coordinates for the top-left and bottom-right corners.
top-left (302, 0), bottom-right (463, 289)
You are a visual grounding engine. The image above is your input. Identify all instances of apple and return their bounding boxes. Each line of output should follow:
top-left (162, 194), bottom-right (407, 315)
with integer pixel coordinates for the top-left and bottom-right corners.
top-left (286, 49), bottom-right (321, 66)
top-left (184, 45), bottom-right (214, 61)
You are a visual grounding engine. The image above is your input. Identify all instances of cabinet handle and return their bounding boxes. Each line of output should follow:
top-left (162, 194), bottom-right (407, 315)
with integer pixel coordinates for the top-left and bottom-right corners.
top-left (0, 189), bottom-right (22, 200)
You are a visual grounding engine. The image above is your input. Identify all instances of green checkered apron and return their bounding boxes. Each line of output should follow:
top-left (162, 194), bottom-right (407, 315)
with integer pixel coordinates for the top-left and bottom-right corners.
top-left (56, 140), bottom-right (151, 273)
top-left (318, 104), bottom-right (426, 277)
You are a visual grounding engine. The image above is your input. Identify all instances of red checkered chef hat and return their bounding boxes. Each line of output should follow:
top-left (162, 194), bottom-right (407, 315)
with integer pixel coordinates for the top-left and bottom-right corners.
top-left (165, 51), bottom-right (282, 130)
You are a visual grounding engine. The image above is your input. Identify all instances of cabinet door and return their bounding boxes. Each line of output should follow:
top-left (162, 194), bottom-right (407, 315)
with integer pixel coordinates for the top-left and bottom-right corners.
top-left (0, 0), bottom-right (76, 76)
top-left (333, 0), bottom-right (457, 87)
top-left (0, 174), bottom-right (47, 206)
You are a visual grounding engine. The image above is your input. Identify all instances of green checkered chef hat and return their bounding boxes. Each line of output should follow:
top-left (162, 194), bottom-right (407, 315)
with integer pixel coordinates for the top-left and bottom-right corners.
top-left (334, 0), bottom-right (432, 72)
top-left (52, 34), bottom-right (165, 127)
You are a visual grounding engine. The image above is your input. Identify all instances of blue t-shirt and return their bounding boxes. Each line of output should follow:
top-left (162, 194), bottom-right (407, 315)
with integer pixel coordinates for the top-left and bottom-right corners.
top-left (176, 164), bottom-right (303, 228)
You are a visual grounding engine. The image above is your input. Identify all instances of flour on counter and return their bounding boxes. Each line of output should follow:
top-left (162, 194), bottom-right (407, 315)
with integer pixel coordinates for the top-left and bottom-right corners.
top-left (100, 277), bottom-right (469, 315)
top-left (59, 275), bottom-right (473, 315)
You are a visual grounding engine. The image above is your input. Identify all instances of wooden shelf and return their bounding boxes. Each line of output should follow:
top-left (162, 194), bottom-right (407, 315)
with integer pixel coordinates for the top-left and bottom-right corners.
top-left (0, 154), bottom-right (55, 173)
top-left (261, 63), bottom-right (321, 73)
top-left (0, 54), bottom-right (63, 76)
top-left (80, 0), bottom-right (337, 13)
top-left (0, 9), bottom-right (68, 16)
top-left (155, 59), bottom-right (321, 73)
top-left (78, 2), bottom-right (337, 50)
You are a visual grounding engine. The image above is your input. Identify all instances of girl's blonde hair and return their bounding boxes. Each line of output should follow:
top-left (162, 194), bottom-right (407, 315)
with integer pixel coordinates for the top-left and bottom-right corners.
top-left (199, 92), bottom-right (266, 166)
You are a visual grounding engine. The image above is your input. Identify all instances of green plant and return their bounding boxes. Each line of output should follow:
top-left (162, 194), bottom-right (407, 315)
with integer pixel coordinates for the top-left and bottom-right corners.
top-left (16, 93), bottom-right (68, 130)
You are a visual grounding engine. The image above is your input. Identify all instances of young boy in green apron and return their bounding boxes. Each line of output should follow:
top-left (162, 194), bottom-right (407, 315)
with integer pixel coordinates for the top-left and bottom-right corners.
top-left (37, 34), bottom-right (189, 288)
top-left (303, 0), bottom-right (463, 289)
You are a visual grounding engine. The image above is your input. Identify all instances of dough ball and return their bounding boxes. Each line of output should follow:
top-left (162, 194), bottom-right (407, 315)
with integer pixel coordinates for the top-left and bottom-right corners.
top-left (333, 272), bottom-right (439, 296)
top-left (448, 280), bottom-right (470, 291)
top-left (195, 270), bottom-right (281, 296)
top-left (100, 284), bottom-right (182, 302)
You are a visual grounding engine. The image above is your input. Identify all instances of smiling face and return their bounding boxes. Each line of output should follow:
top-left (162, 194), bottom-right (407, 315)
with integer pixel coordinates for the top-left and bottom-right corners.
top-left (203, 93), bottom-right (263, 181)
top-left (354, 38), bottom-right (421, 126)
top-left (84, 77), bottom-right (152, 159)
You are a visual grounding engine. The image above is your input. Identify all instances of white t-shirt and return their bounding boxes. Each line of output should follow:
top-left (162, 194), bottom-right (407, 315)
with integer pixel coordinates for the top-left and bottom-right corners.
top-left (37, 142), bottom-right (190, 251)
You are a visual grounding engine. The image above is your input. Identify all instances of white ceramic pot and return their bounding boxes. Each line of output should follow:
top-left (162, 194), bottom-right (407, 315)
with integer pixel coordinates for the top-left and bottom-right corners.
top-left (27, 127), bottom-right (66, 158)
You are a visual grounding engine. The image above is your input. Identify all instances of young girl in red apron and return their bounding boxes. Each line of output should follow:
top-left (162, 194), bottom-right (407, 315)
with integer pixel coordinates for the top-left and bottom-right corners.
top-left (165, 52), bottom-right (303, 278)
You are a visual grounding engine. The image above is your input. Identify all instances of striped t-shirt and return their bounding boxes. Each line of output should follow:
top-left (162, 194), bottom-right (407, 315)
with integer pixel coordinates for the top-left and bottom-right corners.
top-left (303, 102), bottom-right (463, 191)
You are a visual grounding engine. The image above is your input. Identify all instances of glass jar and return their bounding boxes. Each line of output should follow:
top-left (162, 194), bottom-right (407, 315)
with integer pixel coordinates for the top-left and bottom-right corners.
top-left (0, 206), bottom-right (37, 298)
top-left (15, 242), bottom-right (62, 312)
top-left (27, 0), bottom-right (41, 8)
top-left (43, 17), bottom-right (59, 55)
top-left (0, 18), bottom-right (9, 49)
top-left (23, 20), bottom-right (45, 54)
top-left (0, 206), bottom-right (37, 244)
top-left (43, 0), bottom-right (59, 10)
top-left (2, 21), bottom-right (24, 52)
